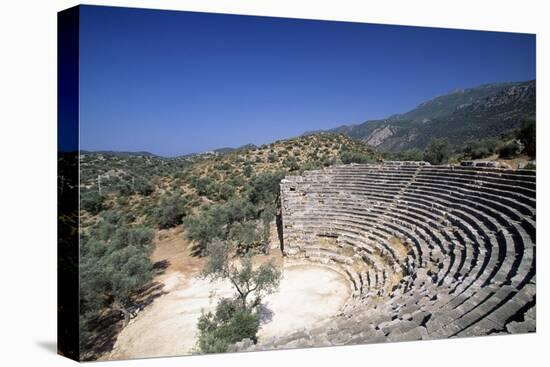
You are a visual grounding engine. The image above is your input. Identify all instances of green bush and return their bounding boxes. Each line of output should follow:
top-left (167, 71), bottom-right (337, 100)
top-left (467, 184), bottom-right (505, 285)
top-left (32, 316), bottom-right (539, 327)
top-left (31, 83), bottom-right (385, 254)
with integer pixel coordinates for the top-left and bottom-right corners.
top-left (340, 151), bottom-right (374, 164)
top-left (245, 171), bottom-right (285, 205)
top-left (299, 160), bottom-right (322, 172)
top-left (80, 222), bottom-right (155, 347)
top-left (463, 139), bottom-right (498, 160)
top-left (228, 175), bottom-right (245, 188)
top-left (283, 156), bottom-right (299, 171)
top-left (135, 179), bottom-right (154, 196)
top-left (196, 298), bottom-right (260, 353)
top-left (423, 139), bottom-right (450, 165)
top-left (393, 149), bottom-right (424, 161)
top-left (153, 193), bottom-right (187, 229)
top-left (80, 191), bottom-right (105, 215)
top-left (518, 119), bottom-right (536, 157)
top-left (242, 164), bottom-right (253, 178)
top-left (322, 157), bottom-right (336, 167)
top-left (184, 199), bottom-right (256, 252)
top-left (219, 162), bottom-right (232, 171)
top-left (228, 221), bottom-right (263, 254)
top-left (498, 140), bottom-right (521, 159)
top-left (118, 181), bottom-right (134, 196)
top-left (524, 162), bottom-right (536, 170)
top-left (184, 211), bottom-right (225, 251)
top-left (191, 176), bottom-right (235, 201)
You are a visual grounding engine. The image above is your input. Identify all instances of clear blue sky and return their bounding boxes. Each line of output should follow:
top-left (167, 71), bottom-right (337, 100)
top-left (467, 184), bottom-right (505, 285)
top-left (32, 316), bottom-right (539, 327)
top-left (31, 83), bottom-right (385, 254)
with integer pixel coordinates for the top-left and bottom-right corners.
top-left (79, 5), bottom-right (535, 157)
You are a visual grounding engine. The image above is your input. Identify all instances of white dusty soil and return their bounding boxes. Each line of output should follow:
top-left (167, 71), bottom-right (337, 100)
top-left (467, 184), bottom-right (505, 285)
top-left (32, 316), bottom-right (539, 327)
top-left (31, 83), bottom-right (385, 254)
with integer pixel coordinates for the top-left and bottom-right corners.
top-left (258, 265), bottom-right (351, 340)
top-left (104, 263), bottom-right (351, 360)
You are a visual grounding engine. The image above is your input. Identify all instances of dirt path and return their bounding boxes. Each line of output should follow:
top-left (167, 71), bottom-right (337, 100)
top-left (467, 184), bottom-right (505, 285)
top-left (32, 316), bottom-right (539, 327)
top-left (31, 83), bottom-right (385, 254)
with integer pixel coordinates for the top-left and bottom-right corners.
top-left (103, 227), bottom-right (351, 360)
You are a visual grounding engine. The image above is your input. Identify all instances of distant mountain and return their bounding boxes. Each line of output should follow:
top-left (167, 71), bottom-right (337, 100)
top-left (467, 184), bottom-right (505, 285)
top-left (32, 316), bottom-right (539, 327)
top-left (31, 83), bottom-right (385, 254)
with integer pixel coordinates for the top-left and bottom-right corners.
top-left (317, 80), bottom-right (535, 151)
top-left (81, 144), bottom-right (259, 159)
top-left (80, 150), bottom-right (158, 157)
top-left (213, 144), bottom-right (257, 155)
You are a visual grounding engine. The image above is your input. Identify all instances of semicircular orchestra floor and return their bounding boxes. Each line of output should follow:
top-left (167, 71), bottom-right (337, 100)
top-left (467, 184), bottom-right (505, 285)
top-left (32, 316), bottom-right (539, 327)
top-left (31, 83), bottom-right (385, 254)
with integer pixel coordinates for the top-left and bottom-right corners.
top-left (104, 260), bottom-right (351, 360)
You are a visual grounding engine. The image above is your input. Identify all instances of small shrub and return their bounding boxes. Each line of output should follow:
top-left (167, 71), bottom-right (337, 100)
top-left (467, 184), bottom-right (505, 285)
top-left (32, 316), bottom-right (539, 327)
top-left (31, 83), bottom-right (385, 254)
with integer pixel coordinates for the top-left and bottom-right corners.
top-left (245, 171), bottom-right (285, 205)
top-left (524, 162), bottom-right (536, 170)
top-left (498, 140), bottom-right (521, 159)
top-left (196, 298), bottom-right (260, 354)
top-left (283, 156), bottom-right (299, 171)
top-left (118, 181), bottom-right (134, 196)
top-left (80, 191), bottom-right (105, 214)
top-left (135, 179), bottom-right (154, 196)
top-left (463, 139), bottom-right (498, 160)
top-left (242, 164), bottom-right (253, 178)
top-left (397, 149), bottom-right (424, 161)
top-left (340, 151), bottom-right (374, 164)
top-left (153, 193), bottom-right (187, 229)
top-left (423, 139), bottom-right (450, 165)
top-left (518, 119), bottom-right (536, 157)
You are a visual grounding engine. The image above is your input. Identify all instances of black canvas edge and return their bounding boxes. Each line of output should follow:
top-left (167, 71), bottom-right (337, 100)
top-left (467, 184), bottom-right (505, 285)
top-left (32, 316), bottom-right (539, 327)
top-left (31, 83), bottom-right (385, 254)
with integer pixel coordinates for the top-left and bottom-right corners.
top-left (57, 5), bottom-right (81, 362)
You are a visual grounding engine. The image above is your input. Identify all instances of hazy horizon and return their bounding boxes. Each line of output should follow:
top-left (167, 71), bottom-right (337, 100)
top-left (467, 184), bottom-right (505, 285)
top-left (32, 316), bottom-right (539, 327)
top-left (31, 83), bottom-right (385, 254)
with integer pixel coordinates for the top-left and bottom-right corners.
top-left (78, 5), bottom-right (536, 157)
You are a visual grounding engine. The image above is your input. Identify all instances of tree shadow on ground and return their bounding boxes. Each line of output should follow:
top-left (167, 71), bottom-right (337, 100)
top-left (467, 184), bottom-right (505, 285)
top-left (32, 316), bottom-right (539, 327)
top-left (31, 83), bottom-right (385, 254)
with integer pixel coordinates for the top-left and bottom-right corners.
top-left (258, 303), bottom-right (275, 324)
top-left (190, 243), bottom-right (206, 257)
top-left (152, 259), bottom-right (170, 275)
top-left (81, 280), bottom-right (168, 361)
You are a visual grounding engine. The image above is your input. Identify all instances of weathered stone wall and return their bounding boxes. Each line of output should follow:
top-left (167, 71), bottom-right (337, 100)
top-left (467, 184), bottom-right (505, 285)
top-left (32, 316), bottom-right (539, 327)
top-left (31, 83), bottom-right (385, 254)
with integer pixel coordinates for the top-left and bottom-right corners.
top-left (264, 162), bottom-right (536, 350)
top-left (280, 162), bottom-right (429, 257)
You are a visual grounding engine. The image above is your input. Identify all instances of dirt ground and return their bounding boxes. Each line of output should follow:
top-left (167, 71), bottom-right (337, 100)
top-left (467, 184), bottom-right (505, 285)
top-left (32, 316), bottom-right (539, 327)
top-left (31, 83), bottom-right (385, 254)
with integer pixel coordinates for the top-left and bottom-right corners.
top-left (151, 226), bottom-right (205, 277)
top-left (257, 264), bottom-right (351, 341)
top-left (102, 226), bottom-right (351, 360)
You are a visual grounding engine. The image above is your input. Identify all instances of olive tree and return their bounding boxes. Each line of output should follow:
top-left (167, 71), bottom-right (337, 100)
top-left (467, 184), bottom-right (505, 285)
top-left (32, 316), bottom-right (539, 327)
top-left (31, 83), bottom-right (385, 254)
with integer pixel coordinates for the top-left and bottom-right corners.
top-left (80, 226), bottom-right (154, 327)
top-left (184, 198), bottom-right (256, 253)
top-left (153, 193), bottom-right (187, 229)
top-left (202, 239), bottom-right (281, 309)
top-left (196, 298), bottom-right (260, 353)
top-left (423, 138), bottom-right (450, 165)
top-left (196, 239), bottom-right (282, 353)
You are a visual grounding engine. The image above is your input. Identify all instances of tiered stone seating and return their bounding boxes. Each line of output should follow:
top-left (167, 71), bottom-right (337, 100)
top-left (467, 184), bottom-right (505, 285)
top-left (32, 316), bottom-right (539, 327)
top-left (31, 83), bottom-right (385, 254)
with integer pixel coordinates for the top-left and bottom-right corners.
top-left (241, 162), bottom-right (536, 351)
